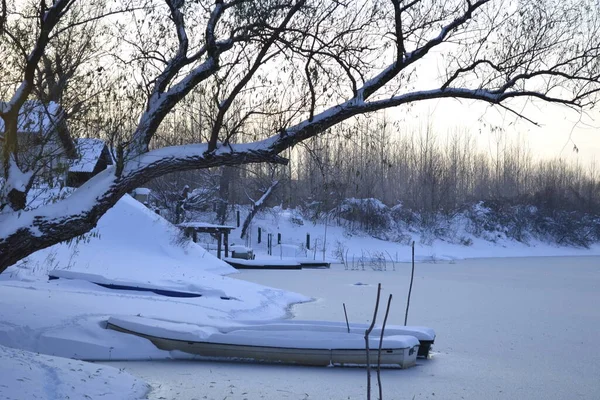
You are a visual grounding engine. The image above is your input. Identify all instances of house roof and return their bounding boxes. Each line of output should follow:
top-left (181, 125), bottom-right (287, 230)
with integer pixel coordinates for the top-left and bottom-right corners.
top-left (69, 138), bottom-right (112, 173)
top-left (0, 100), bottom-right (77, 158)
top-left (0, 101), bottom-right (63, 133)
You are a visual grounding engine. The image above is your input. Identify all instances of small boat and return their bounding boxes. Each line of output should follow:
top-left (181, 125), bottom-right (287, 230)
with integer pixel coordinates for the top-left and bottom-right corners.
top-left (106, 316), bottom-right (421, 368)
top-left (227, 319), bottom-right (435, 358)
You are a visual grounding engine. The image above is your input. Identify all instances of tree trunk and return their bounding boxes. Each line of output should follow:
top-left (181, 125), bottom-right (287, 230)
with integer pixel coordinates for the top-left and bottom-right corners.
top-left (240, 180), bottom-right (279, 239)
top-left (216, 166), bottom-right (232, 225)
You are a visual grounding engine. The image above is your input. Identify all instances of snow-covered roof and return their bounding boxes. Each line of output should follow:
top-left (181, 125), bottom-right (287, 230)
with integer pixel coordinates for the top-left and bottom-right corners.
top-left (178, 222), bottom-right (236, 229)
top-left (69, 138), bottom-right (110, 173)
top-left (0, 100), bottom-right (63, 134)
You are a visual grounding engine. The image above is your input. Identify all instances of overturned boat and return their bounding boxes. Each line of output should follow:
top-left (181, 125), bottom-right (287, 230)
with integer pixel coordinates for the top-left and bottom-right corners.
top-left (106, 316), bottom-right (424, 368)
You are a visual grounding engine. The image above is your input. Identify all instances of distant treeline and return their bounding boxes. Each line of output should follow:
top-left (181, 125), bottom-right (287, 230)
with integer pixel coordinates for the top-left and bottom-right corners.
top-left (289, 119), bottom-right (599, 216)
top-left (149, 118), bottom-right (600, 247)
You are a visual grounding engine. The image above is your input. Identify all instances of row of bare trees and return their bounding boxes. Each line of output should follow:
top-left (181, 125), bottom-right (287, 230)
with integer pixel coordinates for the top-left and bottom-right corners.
top-left (290, 118), bottom-right (600, 216)
top-left (147, 114), bottom-right (600, 237)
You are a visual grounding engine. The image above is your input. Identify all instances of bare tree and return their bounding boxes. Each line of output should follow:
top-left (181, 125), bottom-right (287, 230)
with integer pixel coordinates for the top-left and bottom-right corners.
top-left (240, 165), bottom-right (281, 239)
top-left (1, 0), bottom-right (600, 272)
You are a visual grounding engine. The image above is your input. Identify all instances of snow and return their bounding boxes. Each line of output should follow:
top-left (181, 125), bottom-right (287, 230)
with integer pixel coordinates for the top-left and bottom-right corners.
top-left (122, 143), bottom-right (209, 174)
top-left (108, 316), bottom-right (220, 342)
top-left (5, 156), bottom-right (33, 192)
top-left (0, 194), bottom-right (308, 398)
top-left (223, 257), bottom-right (300, 266)
top-left (1, 192), bottom-right (600, 399)
top-left (129, 256), bottom-right (596, 400)
top-left (227, 320), bottom-right (435, 341)
top-left (177, 221), bottom-right (236, 229)
top-left (69, 138), bottom-right (109, 173)
top-left (106, 316), bottom-right (421, 349)
top-left (48, 269), bottom-right (228, 298)
top-left (9, 195), bottom-right (235, 278)
top-left (133, 187), bottom-right (151, 195)
top-left (254, 180), bottom-right (278, 207)
top-left (208, 330), bottom-right (417, 350)
top-left (230, 245), bottom-right (252, 252)
top-left (0, 345), bottom-right (149, 400)
top-left (0, 166), bottom-right (118, 240)
top-left (0, 100), bottom-right (63, 133)
top-left (223, 207), bottom-right (600, 263)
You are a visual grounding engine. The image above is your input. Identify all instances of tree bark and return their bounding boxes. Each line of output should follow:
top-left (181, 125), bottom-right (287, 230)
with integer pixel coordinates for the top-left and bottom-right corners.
top-left (216, 166), bottom-right (232, 225)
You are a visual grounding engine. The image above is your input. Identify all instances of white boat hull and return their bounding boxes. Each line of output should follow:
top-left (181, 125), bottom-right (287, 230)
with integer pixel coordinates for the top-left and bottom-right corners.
top-left (107, 320), bottom-right (419, 368)
top-left (228, 319), bottom-right (435, 358)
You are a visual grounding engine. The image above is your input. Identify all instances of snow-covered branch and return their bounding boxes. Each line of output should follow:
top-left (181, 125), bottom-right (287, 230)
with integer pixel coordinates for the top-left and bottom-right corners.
top-left (358, 0), bottom-right (491, 101)
top-left (2, 0), bottom-right (600, 273)
top-left (207, 0), bottom-right (306, 151)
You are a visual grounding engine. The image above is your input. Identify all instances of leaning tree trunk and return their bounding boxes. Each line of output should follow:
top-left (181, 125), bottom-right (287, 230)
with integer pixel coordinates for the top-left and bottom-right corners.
top-left (240, 180), bottom-right (279, 239)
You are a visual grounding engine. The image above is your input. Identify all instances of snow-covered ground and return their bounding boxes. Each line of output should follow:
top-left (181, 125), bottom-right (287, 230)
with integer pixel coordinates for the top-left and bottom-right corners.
top-left (1, 195), bottom-right (599, 399)
top-left (0, 345), bottom-right (149, 400)
top-left (0, 196), bottom-right (307, 399)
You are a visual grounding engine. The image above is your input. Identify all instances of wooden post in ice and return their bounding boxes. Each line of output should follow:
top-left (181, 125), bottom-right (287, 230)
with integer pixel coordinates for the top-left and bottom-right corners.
top-left (217, 234), bottom-right (222, 259)
top-left (404, 241), bottom-right (416, 325)
top-left (343, 303), bottom-right (350, 333)
top-left (365, 283), bottom-right (381, 400)
top-left (267, 234), bottom-right (272, 255)
top-left (377, 294), bottom-right (393, 400)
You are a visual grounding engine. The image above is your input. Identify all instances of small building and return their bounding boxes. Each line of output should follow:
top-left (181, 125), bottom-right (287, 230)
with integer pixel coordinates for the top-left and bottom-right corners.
top-left (67, 138), bottom-right (113, 187)
top-left (1, 100), bottom-right (112, 187)
top-left (0, 101), bottom-right (76, 179)
top-left (132, 187), bottom-right (152, 205)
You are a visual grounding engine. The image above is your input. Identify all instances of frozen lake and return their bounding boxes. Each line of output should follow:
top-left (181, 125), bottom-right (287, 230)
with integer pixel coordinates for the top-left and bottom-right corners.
top-left (102, 256), bottom-right (600, 399)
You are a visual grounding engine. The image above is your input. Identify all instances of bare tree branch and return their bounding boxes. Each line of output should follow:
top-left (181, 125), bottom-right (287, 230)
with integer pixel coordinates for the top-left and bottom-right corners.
top-left (2, 0), bottom-right (600, 273)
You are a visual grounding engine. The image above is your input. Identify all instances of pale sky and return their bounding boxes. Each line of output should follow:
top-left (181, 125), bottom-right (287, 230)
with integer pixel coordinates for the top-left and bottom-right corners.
top-left (388, 47), bottom-right (600, 168)
top-left (411, 97), bottom-right (600, 167)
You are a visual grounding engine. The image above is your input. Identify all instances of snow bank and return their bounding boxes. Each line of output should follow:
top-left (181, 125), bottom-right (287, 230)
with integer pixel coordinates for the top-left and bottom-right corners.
top-left (223, 206), bottom-right (600, 263)
top-left (8, 194), bottom-right (235, 280)
top-left (0, 344), bottom-right (148, 400)
top-left (0, 190), bottom-right (311, 360)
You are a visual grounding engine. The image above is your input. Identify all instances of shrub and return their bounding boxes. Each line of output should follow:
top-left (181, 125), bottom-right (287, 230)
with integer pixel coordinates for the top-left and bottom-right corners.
top-left (334, 198), bottom-right (391, 234)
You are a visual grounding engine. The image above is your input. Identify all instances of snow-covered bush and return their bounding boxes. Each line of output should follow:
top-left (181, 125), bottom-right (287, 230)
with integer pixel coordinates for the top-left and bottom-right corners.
top-left (289, 209), bottom-right (305, 226)
top-left (334, 198), bottom-right (391, 234)
top-left (299, 200), bottom-right (326, 224)
top-left (390, 203), bottom-right (419, 226)
top-left (460, 200), bottom-right (600, 248)
top-left (531, 210), bottom-right (600, 248)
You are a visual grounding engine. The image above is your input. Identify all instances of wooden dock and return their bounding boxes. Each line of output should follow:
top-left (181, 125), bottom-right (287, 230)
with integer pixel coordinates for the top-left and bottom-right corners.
top-left (224, 258), bottom-right (330, 270)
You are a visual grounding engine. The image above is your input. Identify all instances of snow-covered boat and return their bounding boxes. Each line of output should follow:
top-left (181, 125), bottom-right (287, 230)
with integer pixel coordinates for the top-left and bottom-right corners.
top-left (106, 316), bottom-right (421, 368)
top-left (228, 319), bottom-right (435, 358)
